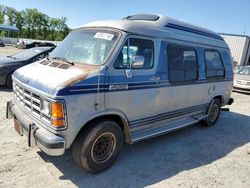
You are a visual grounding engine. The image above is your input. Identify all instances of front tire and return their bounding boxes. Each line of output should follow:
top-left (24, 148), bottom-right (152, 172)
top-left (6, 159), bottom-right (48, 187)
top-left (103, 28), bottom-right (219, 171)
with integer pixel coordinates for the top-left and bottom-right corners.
top-left (6, 73), bottom-right (13, 88)
top-left (203, 98), bottom-right (221, 126)
top-left (72, 120), bottom-right (123, 174)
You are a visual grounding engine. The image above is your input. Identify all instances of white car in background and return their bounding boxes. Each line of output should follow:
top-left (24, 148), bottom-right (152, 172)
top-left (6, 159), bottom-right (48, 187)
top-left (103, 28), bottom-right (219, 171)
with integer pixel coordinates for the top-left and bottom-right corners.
top-left (233, 66), bottom-right (250, 93)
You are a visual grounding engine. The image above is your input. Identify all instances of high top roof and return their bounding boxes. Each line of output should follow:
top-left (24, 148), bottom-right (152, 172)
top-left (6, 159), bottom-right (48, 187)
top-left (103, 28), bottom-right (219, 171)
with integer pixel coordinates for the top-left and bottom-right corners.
top-left (79, 14), bottom-right (228, 49)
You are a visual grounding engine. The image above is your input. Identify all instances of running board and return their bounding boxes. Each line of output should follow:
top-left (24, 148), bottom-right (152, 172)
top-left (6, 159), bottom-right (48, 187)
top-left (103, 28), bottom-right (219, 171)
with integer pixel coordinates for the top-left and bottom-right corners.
top-left (131, 114), bottom-right (207, 143)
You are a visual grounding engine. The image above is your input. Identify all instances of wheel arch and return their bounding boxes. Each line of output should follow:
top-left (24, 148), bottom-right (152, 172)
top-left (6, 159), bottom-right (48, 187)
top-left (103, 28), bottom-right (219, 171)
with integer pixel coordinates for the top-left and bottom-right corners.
top-left (5, 70), bottom-right (15, 86)
top-left (72, 110), bottom-right (132, 148)
top-left (206, 94), bottom-right (223, 114)
top-left (213, 95), bottom-right (224, 106)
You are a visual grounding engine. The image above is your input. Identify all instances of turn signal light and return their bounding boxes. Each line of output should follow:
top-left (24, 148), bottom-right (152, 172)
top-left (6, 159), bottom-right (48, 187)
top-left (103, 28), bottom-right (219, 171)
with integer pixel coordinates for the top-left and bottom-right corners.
top-left (51, 102), bottom-right (65, 128)
top-left (51, 119), bottom-right (65, 127)
top-left (51, 102), bottom-right (64, 119)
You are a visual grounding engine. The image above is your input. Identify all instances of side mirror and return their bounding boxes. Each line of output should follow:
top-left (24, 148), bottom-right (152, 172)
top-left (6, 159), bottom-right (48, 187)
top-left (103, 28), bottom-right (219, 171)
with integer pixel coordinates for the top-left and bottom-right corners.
top-left (131, 55), bottom-right (145, 69)
top-left (125, 55), bottom-right (145, 78)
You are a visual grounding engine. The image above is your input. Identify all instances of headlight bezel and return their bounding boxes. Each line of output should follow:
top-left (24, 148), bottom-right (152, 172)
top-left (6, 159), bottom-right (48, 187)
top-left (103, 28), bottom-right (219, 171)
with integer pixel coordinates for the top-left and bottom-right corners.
top-left (39, 97), bottom-right (67, 130)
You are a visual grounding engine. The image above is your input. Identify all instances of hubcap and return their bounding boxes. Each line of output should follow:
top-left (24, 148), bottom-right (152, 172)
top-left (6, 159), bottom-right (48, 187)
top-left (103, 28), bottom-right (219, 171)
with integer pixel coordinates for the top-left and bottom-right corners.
top-left (91, 132), bottom-right (116, 163)
top-left (209, 104), bottom-right (219, 122)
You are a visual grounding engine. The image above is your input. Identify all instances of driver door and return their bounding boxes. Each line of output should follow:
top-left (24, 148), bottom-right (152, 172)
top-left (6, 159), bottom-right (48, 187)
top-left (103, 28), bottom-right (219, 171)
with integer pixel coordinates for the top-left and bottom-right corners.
top-left (105, 37), bottom-right (159, 126)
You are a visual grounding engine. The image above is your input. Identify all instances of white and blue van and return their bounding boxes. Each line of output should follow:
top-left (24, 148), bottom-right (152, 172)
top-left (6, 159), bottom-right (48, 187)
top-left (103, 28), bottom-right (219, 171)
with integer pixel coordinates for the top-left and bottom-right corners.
top-left (7, 14), bottom-right (234, 173)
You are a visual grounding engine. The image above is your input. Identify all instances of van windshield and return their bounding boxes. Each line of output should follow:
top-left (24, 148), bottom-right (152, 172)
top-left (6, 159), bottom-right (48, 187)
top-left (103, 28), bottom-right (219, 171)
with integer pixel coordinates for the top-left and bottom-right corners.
top-left (50, 30), bottom-right (119, 65)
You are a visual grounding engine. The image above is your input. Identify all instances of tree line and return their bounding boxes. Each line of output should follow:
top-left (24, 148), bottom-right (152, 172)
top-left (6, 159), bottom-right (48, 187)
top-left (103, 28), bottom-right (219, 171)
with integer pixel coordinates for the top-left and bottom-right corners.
top-left (0, 4), bottom-right (70, 41)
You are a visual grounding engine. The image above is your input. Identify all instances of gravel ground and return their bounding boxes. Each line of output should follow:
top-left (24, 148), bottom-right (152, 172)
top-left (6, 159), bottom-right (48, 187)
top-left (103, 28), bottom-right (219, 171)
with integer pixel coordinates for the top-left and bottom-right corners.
top-left (0, 46), bottom-right (22, 57)
top-left (0, 47), bottom-right (250, 188)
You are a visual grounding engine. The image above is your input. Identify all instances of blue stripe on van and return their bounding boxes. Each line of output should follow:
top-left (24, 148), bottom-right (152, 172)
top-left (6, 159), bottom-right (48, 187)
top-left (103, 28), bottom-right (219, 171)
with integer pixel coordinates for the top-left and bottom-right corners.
top-left (56, 78), bottom-right (232, 96)
top-left (57, 81), bottom-right (170, 95)
top-left (129, 103), bottom-right (208, 128)
top-left (57, 82), bottom-right (157, 95)
top-left (165, 23), bottom-right (223, 41)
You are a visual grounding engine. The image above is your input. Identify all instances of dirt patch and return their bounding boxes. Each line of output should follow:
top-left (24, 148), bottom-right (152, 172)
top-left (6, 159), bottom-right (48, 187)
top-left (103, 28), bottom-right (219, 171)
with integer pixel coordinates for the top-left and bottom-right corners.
top-left (0, 46), bottom-right (23, 57)
top-left (0, 89), bottom-right (250, 188)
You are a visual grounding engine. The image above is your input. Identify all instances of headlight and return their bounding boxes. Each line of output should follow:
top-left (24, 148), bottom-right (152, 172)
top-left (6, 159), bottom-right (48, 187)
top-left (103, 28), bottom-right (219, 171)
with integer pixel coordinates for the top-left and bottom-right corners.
top-left (41, 99), bottom-right (50, 115)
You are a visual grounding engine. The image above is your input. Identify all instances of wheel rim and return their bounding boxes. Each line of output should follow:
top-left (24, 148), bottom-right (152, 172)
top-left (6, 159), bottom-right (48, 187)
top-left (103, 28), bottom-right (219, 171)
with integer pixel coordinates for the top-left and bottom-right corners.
top-left (209, 104), bottom-right (219, 122)
top-left (91, 132), bottom-right (116, 163)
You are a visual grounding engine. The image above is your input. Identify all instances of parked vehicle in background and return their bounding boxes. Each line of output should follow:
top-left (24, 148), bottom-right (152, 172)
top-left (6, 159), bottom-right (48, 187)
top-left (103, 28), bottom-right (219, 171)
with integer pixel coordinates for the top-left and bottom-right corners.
top-left (0, 47), bottom-right (54, 88)
top-left (0, 40), bottom-right (5, 47)
top-left (233, 66), bottom-right (250, 93)
top-left (16, 41), bottom-right (56, 49)
top-left (6, 14), bottom-right (234, 174)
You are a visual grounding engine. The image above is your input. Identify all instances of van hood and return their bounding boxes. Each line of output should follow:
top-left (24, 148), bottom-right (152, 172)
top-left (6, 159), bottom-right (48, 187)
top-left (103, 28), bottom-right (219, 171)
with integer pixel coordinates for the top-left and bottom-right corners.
top-left (13, 60), bottom-right (100, 96)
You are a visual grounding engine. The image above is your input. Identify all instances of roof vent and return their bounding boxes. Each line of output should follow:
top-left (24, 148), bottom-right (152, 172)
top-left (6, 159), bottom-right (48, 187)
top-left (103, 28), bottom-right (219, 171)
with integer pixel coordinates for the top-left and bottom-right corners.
top-left (123, 14), bottom-right (159, 21)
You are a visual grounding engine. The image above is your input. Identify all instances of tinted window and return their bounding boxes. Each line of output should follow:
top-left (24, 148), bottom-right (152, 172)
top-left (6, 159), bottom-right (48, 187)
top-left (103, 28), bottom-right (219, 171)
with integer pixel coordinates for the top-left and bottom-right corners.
top-left (114, 38), bottom-right (154, 69)
top-left (168, 45), bottom-right (198, 82)
top-left (205, 50), bottom-right (225, 79)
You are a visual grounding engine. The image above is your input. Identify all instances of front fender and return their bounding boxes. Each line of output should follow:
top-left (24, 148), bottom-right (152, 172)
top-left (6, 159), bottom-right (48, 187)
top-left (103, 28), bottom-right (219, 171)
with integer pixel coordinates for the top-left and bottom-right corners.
top-left (70, 108), bottom-right (132, 147)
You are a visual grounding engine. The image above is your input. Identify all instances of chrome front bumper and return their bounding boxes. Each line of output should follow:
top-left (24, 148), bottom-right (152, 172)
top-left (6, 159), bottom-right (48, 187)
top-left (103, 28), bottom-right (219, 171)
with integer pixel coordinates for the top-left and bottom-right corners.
top-left (233, 87), bottom-right (250, 94)
top-left (6, 100), bottom-right (65, 156)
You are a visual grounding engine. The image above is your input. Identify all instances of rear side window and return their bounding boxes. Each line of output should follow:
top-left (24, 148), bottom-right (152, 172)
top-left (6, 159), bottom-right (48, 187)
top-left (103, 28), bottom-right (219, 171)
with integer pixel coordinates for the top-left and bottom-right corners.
top-left (205, 50), bottom-right (225, 79)
top-left (114, 38), bottom-right (154, 69)
top-left (168, 45), bottom-right (198, 82)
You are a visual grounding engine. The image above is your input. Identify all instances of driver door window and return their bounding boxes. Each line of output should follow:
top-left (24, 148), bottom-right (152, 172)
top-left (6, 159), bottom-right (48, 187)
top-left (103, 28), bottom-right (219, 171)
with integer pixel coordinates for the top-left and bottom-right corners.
top-left (114, 38), bottom-right (154, 69)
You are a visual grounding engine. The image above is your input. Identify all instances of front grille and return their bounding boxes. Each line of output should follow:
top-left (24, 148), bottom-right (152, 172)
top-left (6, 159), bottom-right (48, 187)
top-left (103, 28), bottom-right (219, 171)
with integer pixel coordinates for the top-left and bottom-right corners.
top-left (13, 81), bottom-right (51, 124)
top-left (235, 79), bottom-right (250, 85)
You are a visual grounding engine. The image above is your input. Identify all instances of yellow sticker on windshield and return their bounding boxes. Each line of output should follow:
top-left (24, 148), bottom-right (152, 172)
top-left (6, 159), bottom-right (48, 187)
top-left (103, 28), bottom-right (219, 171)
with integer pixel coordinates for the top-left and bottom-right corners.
top-left (94, 32), bottom-right (114, 40)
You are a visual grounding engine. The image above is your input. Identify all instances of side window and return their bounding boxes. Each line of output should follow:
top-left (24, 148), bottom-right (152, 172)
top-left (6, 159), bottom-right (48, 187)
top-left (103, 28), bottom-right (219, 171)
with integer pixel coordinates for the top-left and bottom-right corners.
top-left (114, 38), bottom-right (154, 69)
top-left (168, 44), bottom-right (198, 82)
top-left (205, 50), bottom-right (225, 79)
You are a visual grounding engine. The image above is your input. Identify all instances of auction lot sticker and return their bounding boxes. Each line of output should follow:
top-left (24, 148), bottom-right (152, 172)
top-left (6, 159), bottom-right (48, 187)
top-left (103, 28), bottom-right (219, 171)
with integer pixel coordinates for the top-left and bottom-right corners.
top-left (94, 32), bottom-right (114, 40)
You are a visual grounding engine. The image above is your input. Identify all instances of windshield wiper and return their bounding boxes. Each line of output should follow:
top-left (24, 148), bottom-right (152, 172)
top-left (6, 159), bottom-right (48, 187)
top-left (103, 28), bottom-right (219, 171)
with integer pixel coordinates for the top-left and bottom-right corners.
top-left (50, 57), bottom-right (74, 65)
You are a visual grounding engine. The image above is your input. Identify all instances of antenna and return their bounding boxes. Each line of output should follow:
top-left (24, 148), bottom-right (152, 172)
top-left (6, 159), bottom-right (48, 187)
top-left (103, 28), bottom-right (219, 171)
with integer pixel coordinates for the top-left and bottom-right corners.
top-left (95, 72), bottom-right (101, 110)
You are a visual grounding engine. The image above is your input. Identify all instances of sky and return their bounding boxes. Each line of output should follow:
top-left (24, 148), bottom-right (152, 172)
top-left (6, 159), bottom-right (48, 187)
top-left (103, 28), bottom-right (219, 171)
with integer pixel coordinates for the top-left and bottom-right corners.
top-left (1, 0), bottom-right (250, 35)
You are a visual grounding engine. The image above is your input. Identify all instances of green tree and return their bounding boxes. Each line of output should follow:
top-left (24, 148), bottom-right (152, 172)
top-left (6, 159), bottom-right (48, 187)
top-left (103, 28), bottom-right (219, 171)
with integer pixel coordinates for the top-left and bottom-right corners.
top-left (58, 17), bottom-right (70, 39)
top-left (15, 11), bottom-right (24, 36)
top-left (0, 4), bottom-right (70, 40)
top-left (41, 13), bottom-right (50, 40)
top-left (49, 17), bottom-right (60, 40)
top-left (0, 5), bottom-right (4, 24)
top-left (4, 6), bottom-right (18, 26)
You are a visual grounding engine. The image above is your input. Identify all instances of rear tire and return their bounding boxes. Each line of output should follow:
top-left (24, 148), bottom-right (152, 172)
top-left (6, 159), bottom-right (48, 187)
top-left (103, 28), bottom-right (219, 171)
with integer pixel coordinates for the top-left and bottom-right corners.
top-left (202, 98), bottom-right (221, 126)
top-left (6, 73), bottom-right (13, 89)
top-left (72, 120), bottom-right (123, 174)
